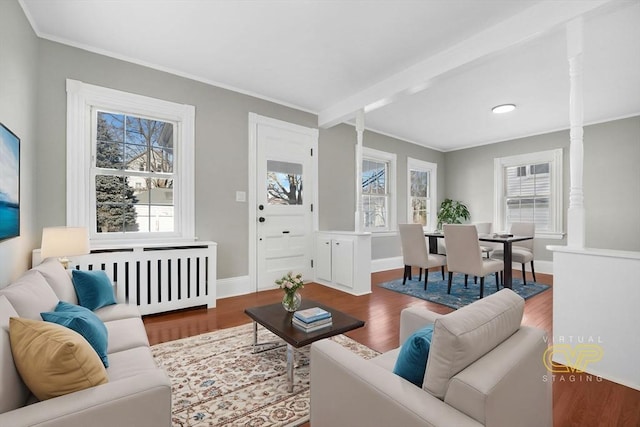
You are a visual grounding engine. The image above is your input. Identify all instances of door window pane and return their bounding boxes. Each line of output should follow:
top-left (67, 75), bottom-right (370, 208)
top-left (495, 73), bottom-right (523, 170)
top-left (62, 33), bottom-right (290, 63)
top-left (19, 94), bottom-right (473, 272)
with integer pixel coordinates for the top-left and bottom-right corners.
top-left (267, 160), bottom-right (303, 205)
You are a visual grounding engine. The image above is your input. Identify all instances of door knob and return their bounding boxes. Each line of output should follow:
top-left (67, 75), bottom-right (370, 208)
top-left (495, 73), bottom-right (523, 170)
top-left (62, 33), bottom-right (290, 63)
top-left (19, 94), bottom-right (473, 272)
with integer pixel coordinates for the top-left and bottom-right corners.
top-left (259, 217), bottom-right (266, 223)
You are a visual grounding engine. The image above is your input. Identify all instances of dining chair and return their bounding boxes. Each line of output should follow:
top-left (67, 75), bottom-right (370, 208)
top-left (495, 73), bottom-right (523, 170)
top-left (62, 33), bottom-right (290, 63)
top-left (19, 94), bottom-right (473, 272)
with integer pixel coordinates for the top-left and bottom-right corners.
top-left (473, 222), bottom-right (497, 258)
top-left (443, 224), bottom-right (503, 298)
top-left (491, 222), bottom-right (536, 285)
top-left (398, 224), bottom-right (447, 290)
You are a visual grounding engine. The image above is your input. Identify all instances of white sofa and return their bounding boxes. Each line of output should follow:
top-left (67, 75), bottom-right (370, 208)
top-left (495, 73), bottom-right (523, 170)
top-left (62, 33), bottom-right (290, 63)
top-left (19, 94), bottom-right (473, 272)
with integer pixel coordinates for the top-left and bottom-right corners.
top-left (310, 289), bottom-right (552, 427)
top-left (0, 258), bottom-right (171, 427)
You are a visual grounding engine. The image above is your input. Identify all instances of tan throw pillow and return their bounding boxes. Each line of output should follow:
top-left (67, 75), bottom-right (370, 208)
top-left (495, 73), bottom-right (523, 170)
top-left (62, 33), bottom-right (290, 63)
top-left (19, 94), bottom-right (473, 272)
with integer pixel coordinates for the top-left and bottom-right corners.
top-left (9, 317), bottom-right (108, 401)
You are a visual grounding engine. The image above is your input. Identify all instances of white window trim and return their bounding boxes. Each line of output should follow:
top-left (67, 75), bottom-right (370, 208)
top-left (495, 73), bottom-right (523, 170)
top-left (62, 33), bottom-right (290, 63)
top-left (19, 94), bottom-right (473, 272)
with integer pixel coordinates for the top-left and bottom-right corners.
top-left (361, 146), bottom-right (396, 233)
top-left (66, 79), bottom-right (195, 243)
top-left (407, 157), bottom-right (438, 231)
top-left (493, 148), bottom-right (563, 239)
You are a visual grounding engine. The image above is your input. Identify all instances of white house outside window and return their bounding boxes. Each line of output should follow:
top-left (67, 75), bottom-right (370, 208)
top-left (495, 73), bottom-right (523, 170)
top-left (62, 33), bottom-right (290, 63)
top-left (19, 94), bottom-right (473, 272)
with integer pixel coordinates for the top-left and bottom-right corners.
top-left (362, 147), bottom-right (396, 232)
top-left (494, 149), bottom-right (563, 238)
top-left (407, 157), bottom-right (437, 230)
top-left (66, 79), bottom-right (195, 242)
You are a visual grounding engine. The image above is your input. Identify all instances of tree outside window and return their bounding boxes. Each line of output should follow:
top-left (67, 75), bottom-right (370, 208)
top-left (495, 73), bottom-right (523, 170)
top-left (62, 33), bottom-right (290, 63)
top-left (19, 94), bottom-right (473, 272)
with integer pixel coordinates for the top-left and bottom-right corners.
top-left (94, 111), bottom-right (174, 234)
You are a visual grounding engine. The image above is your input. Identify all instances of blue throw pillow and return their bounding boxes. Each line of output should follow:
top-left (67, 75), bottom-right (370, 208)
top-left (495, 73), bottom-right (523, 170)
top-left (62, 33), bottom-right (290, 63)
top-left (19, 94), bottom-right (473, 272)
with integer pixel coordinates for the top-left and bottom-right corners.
top-left (41, 301), bottom-right (109, 367)
top-left (392, 324), bottom-right (434, 387)
top-left (71, 269), bottom-right (117, 311)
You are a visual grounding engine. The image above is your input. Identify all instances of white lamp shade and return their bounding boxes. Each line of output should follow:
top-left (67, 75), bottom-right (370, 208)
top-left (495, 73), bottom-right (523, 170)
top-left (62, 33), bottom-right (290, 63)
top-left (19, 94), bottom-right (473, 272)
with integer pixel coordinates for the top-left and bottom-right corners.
top-left (40, 227), bottom-right (90, 259)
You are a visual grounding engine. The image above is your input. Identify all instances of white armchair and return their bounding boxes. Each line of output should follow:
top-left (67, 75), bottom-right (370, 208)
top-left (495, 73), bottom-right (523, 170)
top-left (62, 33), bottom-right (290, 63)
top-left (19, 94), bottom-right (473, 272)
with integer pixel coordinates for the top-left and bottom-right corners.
top-left (310, 289), bottom-right (552, 427)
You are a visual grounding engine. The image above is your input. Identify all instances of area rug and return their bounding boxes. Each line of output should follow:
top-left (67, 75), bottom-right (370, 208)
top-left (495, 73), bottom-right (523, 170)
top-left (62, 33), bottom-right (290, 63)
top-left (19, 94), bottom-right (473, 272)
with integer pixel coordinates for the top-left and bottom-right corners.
top-left (379, 271), bottom-right (550, 310)
top-left (151, 323), bottom-right (379, 427)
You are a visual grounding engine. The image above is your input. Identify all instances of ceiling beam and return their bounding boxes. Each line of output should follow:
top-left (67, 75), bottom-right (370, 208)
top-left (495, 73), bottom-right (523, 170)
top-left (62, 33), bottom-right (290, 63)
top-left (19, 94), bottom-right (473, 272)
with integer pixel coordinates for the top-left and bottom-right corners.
top-left (318, 0), bottom-right (614, 129)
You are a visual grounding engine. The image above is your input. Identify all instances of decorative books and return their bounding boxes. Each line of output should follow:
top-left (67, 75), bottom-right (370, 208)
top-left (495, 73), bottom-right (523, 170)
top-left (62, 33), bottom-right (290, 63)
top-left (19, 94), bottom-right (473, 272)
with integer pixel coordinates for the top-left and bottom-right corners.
top-left (292, 316), bottom-right (332, 332)
top-left (294, 307), bottom-right (332, 324)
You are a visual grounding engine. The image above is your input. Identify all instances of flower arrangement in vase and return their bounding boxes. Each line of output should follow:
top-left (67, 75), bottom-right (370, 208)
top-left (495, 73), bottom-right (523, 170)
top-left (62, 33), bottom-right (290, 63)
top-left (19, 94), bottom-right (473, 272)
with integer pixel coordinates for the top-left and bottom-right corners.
top-left (275, 271), bottom-right (304, 312)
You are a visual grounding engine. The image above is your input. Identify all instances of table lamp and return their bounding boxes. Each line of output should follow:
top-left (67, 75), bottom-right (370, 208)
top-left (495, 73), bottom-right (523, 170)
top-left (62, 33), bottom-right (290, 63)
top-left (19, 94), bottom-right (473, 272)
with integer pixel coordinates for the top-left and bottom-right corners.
top-left (40, 226), bottom-right (90, 269)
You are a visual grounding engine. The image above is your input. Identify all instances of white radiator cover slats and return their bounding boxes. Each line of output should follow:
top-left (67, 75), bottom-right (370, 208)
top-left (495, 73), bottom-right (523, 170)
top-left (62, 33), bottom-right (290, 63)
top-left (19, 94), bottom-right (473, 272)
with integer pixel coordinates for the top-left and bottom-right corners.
top-left (33, 242), bottom-right (217, 315)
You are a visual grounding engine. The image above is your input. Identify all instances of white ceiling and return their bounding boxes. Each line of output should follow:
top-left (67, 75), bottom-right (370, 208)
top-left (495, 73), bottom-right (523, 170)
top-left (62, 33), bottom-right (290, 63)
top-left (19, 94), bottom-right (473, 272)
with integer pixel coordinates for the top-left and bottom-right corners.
top-left (20, 0), bottom-right (640, 151)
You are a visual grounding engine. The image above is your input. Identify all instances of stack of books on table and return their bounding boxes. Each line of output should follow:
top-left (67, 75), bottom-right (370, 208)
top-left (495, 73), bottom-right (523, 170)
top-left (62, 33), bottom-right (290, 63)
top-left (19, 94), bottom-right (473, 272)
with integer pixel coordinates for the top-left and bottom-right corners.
top-left (292, 307), bottom-right (332, 332)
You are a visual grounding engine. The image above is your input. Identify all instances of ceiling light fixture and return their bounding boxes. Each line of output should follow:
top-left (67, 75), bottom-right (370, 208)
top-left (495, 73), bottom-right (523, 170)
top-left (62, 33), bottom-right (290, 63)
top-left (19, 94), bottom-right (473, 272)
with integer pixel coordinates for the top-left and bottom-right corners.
top-left (492, 104), bottom-right (516, 114)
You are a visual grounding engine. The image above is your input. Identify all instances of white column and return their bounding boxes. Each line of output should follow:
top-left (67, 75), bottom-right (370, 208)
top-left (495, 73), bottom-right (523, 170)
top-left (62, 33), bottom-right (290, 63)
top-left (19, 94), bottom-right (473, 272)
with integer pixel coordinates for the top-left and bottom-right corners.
top-left (354, 110), bottom-right (365, 232)
top-left (566, 19), bottom-right (586, 248)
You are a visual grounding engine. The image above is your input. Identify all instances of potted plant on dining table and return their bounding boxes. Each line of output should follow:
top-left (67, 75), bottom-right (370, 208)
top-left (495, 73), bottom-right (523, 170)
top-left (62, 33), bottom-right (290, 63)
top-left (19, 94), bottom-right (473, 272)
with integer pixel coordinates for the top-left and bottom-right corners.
top-left (436, 198), bottom-right (471, 231)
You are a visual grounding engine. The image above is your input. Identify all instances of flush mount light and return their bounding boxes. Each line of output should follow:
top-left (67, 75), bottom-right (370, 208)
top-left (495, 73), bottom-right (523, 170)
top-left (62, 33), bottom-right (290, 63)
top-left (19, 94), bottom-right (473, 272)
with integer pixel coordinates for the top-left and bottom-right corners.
top-left (492, 104), bottom-right (516, 114)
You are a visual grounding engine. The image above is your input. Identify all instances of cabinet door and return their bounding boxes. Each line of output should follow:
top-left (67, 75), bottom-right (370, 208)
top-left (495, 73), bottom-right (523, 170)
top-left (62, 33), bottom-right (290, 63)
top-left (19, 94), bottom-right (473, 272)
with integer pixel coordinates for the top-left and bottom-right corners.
top-left (316, 237), bottom-right (333, 282)
top-left (332, 239), bottom-right (354, 288)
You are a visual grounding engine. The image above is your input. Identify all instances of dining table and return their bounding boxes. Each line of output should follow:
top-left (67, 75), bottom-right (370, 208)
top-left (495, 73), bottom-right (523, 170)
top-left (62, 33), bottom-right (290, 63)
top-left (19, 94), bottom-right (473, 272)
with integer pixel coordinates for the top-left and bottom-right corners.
top-left (424, 231), bottom-right (534, 289)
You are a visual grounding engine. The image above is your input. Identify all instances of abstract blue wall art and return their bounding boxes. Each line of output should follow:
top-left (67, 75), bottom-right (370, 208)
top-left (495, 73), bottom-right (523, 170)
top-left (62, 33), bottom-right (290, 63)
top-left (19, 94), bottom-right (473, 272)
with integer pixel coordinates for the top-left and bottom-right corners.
top-left (0, 123), bottom-right (20, 241)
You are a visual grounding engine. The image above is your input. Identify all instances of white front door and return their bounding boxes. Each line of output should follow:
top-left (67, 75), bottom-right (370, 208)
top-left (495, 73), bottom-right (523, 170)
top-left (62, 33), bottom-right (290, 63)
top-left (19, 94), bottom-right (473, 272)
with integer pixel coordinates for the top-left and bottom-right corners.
top-left (250, 114), bottom-right (318, 291)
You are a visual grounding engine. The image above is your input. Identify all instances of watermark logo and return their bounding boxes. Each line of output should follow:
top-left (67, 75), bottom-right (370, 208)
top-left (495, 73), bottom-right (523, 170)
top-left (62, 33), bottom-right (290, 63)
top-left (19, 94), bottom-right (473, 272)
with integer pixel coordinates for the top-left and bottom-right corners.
top-left (543, 343), bottom-right (604, 373)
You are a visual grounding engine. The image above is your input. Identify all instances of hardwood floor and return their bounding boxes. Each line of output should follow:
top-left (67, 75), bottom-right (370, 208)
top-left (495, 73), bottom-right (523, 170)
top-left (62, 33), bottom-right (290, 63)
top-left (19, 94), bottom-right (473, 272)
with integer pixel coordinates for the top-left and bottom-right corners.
top-left (143, 268), bottom-right (640, 427)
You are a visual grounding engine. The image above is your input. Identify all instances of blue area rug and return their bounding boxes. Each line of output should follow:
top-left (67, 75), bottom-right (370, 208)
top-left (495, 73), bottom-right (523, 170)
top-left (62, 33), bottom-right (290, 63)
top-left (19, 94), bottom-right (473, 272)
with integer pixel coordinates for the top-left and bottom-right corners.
top-left (379, 271), bottom-right (550, 310)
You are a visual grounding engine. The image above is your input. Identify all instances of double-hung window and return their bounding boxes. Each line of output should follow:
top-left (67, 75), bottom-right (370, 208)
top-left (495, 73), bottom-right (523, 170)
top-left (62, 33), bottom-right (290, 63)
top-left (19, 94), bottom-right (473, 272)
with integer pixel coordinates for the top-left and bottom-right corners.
top-left (66, 79), bottom-right (195, 242)
top-left (407, 157), bottom-right (437, 230)
top-left (494, 149), bottom-right (563, 238)
top-left (361, 147), bottom-right (396, 232)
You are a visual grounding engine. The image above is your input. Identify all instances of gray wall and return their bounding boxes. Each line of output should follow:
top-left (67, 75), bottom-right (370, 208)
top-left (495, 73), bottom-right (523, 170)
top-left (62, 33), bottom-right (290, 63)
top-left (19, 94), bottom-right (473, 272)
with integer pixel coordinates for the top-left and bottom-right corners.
top-left (444, 116), bottom-right (640, 259)
top-left (365, 131), bottom-right (445, 260)
top-left (582, 116), bottom-right (640, 250)
top-left (35, 40), bottom-right (318, 280)
top-left (317, 124), bottom-right (445, 260)
top-left (0, 1), bottom-right (39, 286)
top-left (34, 35), bottom-right (445, 277)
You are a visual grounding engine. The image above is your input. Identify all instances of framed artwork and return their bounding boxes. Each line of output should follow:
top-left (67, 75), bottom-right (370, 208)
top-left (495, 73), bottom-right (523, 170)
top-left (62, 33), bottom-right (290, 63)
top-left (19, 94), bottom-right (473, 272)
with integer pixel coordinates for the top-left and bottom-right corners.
top-left (0, 122), bottom-right (20, 241)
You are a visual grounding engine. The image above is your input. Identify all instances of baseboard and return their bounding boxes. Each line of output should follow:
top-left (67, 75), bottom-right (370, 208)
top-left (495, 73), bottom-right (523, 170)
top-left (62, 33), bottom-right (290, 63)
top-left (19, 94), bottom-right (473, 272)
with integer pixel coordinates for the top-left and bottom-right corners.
top-left (371, 256), bottom-right (403, 273)
top-left (371, 257), bottom-right (554, 275)
top-left (530, 260), bottom-right (553, 275)
top-left (216, 275), bottom-right (252, 299)
top-left (217, 258), bottom-right (554, 300)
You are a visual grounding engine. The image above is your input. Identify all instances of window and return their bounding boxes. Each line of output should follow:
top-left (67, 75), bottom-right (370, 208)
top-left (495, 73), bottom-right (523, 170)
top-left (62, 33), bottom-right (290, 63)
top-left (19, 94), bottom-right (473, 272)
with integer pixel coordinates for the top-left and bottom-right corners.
top-left (267, 160), bottom-right (303, 205)
top-left (361, 147), bottom-right (396, 232)
top-left (494, 149), bottom-right (563, 238)
top-left (407, 158), bottom-right (437, 230)
top-left (66, 79), bottom-right (195, 242)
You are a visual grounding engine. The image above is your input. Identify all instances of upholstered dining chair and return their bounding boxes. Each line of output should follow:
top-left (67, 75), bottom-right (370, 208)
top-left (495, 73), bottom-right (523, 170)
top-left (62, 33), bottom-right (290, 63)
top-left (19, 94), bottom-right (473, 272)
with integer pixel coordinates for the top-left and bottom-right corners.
top-left (473, 222), bottom-right (496, 258)
top-left (443, 224), bottom-right (503, 298)
top-left (398, 224), bottom-right (447, 290)
top-left (491, 222), bottom-right (536, 285)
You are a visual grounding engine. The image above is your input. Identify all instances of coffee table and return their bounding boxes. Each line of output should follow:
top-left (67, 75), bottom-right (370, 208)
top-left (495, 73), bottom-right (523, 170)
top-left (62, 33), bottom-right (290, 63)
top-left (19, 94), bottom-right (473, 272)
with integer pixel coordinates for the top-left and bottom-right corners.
top-left (244, 299), bottom-right (365, 392)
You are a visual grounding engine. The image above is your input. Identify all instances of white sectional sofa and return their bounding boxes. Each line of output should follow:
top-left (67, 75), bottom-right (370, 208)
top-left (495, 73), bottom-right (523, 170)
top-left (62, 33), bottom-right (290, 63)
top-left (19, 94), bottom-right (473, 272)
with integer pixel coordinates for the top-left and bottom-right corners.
top-left (0, 258), bottom-right (171, 427)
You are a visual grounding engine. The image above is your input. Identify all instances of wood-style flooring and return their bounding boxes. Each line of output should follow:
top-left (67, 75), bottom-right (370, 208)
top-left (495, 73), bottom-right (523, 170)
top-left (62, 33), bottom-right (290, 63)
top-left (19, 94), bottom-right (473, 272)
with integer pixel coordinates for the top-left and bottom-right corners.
top-left (143, 268), bottom-right (640, 427)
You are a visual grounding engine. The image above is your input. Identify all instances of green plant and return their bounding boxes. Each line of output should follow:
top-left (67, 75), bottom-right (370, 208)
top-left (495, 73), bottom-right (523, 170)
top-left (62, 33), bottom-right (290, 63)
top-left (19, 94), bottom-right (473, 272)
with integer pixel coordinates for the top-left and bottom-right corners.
top-left (436, 198), bottom-right (470, 229)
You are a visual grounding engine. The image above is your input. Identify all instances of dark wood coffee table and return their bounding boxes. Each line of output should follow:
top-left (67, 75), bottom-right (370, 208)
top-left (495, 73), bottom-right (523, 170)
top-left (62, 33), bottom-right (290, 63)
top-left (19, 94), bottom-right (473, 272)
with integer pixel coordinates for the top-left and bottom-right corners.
top-left (244, 299), bottom-right (365, 392)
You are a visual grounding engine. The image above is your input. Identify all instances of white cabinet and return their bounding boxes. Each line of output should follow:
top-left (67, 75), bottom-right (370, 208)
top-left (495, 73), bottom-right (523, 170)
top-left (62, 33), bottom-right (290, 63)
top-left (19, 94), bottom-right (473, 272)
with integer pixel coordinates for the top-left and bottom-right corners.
top-left (315, 231), bottom-right (371, 295)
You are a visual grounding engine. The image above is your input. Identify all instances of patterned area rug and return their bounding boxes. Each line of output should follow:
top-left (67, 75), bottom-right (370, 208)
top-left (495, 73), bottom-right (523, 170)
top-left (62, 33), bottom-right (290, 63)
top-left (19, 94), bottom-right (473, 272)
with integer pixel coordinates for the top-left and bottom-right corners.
top-left (151, 323), bottom-right (379, 427)
top-left (379, 271), bottom-right (550, 310)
